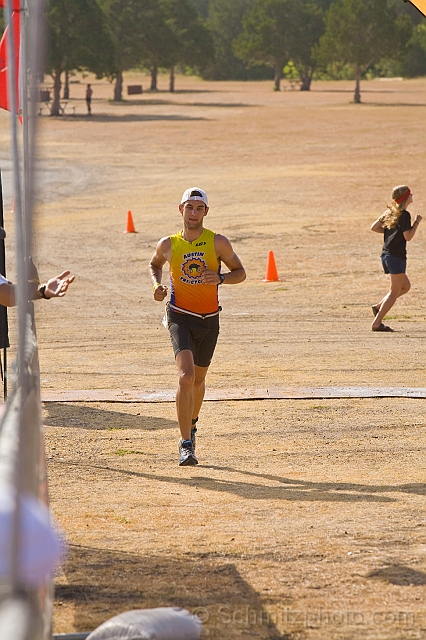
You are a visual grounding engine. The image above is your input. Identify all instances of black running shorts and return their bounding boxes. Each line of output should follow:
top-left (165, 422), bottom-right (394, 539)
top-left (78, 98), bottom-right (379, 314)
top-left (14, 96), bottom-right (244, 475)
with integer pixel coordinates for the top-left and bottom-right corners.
top-left (167, 309), bottom-right (220, 368)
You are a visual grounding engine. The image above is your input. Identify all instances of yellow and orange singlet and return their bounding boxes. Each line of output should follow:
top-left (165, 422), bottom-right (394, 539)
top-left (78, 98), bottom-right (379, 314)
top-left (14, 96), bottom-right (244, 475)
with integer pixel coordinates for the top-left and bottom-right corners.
top-left (169, 228), bottom-right (220, 315)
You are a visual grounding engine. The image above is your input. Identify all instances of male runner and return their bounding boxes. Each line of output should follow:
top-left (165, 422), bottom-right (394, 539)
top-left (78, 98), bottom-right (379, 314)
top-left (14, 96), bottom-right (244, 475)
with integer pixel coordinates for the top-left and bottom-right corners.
top-left (149, 187), bottom-right (246, 466)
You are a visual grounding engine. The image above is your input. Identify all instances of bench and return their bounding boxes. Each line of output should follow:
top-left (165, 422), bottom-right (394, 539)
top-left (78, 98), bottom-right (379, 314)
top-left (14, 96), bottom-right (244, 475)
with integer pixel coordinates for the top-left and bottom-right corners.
top-left (38, 101), bottom-right (76, 116)
top-left (127, 85), bottom-right (143, 95)
top-left (58, 101), bottom-right (76, 115)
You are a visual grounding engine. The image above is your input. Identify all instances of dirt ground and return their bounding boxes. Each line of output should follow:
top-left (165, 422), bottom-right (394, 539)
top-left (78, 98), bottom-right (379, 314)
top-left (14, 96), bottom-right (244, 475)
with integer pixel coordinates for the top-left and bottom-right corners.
top-left (0, 72), bottom-right (425, 639)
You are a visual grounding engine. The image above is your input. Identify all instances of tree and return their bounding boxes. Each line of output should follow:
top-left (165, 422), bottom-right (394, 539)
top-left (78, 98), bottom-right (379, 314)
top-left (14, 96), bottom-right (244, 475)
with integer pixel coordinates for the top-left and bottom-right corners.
top-left (233, 0), bottom-right (323, 91)
top-left (316, 0), bottom-right (412, 103)
top-left (142, 0), bottom-right (214, 92)
top-left (203, 0), bottom-right (258, 80)
top-left (100, 0), bottom-right (164, 100)
top-left (402, 22), bottom-right (426, 76)
top-left (190, 0), bottom-right (210, 19)
top-left (290, 2), bottom-right (324, 90)
top-left (45, 0), bottom-right (113, 115)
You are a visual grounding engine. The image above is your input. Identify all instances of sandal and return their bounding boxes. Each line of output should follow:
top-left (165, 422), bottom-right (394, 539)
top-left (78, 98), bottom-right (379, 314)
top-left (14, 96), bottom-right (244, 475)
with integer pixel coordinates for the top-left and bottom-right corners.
top-left (372, 323), bottom-right (394, 332)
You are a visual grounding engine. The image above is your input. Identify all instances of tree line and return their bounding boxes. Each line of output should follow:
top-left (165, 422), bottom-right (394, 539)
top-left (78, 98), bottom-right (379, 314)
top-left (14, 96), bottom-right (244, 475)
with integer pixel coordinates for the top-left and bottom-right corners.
top-left (44, 0), bottom-right (425, 113)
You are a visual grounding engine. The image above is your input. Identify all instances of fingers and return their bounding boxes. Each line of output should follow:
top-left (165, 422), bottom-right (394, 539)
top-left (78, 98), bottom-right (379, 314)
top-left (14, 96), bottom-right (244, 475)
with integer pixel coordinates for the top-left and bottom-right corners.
top-left (55, 270), bottom-right (71, 279)
top-left (45, 273), bottom-right (75, 298)
top-left (154, 285), bottom-right (168, 301)
top-left (200, 270), bottom-right (220, 284)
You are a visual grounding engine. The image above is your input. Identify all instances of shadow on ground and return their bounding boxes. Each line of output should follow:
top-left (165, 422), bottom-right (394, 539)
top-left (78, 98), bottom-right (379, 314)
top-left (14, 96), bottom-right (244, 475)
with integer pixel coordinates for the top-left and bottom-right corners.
top-left (54, 114), bottom-right (210, 123)
top-left (55, 460), bottom-right (424, 503)
top-left (367, 564), bottom-right (426, 586)
top-left (44, 403), bottom-right (176, 432)
top-left (56, 545), bottom-right (292, 639)
top-left (115, 99), bottom-right (254, 108)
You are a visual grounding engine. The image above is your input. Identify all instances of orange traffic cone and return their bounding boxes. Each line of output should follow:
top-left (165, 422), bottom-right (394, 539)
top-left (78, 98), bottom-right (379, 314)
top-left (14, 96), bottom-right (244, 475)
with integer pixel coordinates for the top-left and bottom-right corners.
top-left (263, 250), bottom-right (280, 282)
top-left (124, 210), bottom-right (137, 233)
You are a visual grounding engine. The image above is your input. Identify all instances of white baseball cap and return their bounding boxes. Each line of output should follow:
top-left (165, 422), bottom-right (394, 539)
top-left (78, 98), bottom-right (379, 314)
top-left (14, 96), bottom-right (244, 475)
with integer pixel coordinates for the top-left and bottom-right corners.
top-left (180, 187), bottom-right (208, 206)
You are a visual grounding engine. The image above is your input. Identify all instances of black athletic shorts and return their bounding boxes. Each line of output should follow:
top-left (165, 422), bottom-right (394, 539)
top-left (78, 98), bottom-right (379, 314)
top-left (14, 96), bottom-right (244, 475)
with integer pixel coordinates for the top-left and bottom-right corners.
top-left (167, 308), bottom-right (220, 368)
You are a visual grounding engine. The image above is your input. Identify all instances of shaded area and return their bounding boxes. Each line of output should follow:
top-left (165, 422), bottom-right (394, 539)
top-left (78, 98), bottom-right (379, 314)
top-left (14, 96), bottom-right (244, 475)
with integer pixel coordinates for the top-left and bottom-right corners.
top-left (56, 460), bottom-right (401, 503)
top-left (365, 102), bottom-right (426, 107)
top-left (49, 114), bottom-right (210, 123)
top-left (44, 402), bottom-right (176, 432)
top-left (115, 99), bottom-right (253, 108)
top-left (203, 465), bottom-right (426, 498)
top-left (367, 564), bottom-right (426, 586)
top-left (55, 545), bottom-right (291, 639)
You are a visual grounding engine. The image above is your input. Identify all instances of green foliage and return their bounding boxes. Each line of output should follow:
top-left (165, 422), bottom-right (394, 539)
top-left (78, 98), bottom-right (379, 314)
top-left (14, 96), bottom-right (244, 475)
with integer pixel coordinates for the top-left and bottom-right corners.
top-left (316, 0), bottom-right (411, 72)
top-left (203, 0), bottom-right (266, 80)
top-left (100, 0), bottom-right (163, 75)
top-left (315, 0), bottom-right (412, 100)
top-left (290, 1), bottom-right (325, 90)
top-left (233, 0), bottom-right (326, 90)
top-left (402, 22), bottom-right (426, 76)
top-left (190, 0), bottom-right (210, 19)
top-left (136, 0), bottom-right (213, 81)
top-left (234, 0), bottom-right (294, 69)
top-left (45, 0), bottom-right (114, 113)
top-left (45, 0), bottom-right (114, 78)
top-left (283, 60), bottom-right (299, 79)
top-left (158, 0), bottom-right (214, 72)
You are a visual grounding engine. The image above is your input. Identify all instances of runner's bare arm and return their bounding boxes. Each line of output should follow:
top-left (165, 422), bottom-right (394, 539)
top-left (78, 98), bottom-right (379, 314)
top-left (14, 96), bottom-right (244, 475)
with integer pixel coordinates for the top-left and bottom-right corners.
top-left (370, 218), bottom-right (384, 233)
top-left (403, 214), bottom-right (422, 241)
top-left (149, 237), bottom-right (171, 301)
top-left (0, 282), bottom-right (15, 306)
top-left (201, 234), bottom-right (246, 285)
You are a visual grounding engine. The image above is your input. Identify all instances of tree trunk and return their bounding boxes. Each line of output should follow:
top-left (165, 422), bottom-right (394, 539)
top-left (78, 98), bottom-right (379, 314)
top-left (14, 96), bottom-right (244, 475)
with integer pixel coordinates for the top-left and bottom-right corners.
top-left (273, 58), bottom-right (283, 91)
top-left (113, 70), bottom-right (123, 101)
top-left (63, 70), bottom-right (69, 100)
top-left (299, 68), bottom-right (313, 91)
top-left (169, 66), bottom-right (175, 93)
top-left (354, 68), bottom-right (361, 103)
top-left (150, 65), bottom-right (158, 91)
top-left (50, 70), bottom-right (62, 116)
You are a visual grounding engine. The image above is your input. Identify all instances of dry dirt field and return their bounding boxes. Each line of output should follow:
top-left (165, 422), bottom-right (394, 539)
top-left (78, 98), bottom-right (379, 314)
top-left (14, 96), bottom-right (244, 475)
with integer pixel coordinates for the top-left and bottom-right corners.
top-left (0, 72), bottom-right (425, 639)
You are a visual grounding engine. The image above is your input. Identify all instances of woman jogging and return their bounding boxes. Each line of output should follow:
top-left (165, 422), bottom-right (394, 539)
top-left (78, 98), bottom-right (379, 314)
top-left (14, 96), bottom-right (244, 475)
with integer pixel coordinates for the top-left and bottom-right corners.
top-left (370, 185), bottom-right (422, 332)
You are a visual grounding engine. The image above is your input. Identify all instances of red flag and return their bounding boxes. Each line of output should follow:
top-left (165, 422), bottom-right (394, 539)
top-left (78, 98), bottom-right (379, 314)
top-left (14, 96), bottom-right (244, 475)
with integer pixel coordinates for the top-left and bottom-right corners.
top-left (0, 1), bottom-right (21, 9)
top-left (0, 11), bottom-right (21, 116)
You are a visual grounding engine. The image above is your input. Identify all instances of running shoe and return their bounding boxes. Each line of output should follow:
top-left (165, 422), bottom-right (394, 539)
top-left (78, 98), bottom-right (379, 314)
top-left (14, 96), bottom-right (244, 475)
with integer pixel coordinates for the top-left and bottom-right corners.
top-left (179, 439), bottom-right (198, 466)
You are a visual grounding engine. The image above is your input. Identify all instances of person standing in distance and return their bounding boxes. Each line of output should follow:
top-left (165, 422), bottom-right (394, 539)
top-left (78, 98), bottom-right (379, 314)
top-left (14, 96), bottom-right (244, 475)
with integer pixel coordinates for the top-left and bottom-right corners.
top-left (370, 185), bottom-right (422, 332)
top-left (149, 188), bottom-right (246, 466)
top-left (85, 84), bottom-right (93, 115)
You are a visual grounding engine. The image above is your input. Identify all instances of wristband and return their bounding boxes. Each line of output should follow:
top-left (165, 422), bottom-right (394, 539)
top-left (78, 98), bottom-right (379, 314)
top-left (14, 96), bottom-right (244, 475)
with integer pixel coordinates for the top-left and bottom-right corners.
top-left (218, 273), bottom-right (225, 285)
top-left (39, 284), bottom-right (51, 300)
top-left (152, 283), bottom-right (161, 292)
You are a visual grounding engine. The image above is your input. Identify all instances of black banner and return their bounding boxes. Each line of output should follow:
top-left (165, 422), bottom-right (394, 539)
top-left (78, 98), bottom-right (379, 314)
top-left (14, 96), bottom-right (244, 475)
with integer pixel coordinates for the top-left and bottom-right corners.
top-left (0, 171), bottom-right (10, 349)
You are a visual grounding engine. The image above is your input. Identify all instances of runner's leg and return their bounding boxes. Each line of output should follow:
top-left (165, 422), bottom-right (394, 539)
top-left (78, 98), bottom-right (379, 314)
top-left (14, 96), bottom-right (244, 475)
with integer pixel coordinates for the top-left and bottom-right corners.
top-left (372, 273), bottom-right (407, 329)
top-left (193, 364), bottom-right (209, 421)
top-left (175, 349), bottom-right (195, 442)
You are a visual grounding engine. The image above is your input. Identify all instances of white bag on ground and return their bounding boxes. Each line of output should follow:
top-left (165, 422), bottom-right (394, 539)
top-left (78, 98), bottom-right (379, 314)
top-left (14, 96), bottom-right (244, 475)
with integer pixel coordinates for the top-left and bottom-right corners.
top-left (86, 607), bottom-right (202, 640)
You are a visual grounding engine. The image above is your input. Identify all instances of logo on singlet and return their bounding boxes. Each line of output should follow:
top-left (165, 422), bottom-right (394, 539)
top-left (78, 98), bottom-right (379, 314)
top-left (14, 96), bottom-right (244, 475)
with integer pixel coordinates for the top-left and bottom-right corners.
top-left (181, 255), bottom-right (206, 284)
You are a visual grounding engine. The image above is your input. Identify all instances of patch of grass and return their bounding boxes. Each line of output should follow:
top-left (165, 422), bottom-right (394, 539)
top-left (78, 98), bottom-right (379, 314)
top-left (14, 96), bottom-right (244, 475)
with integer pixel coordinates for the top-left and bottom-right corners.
top-left (112, 448), bottom-right (146, 456)
top-left (106, 427), bottom-right (126, 431)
